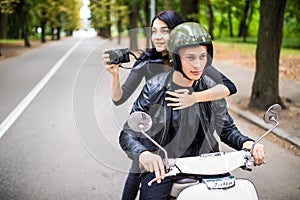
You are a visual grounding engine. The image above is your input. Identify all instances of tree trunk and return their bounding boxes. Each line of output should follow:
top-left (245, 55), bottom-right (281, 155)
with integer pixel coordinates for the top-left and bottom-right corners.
top-left (218, 17), bottom-right (225, 37)
top-left (18, 1), bottom-right (30, 47)
top-left (180, 0), bottom-right (199, 22)
top-left (227, 4), bottom-right (233, 37)
top-left (117, 10), bottom-right (122, 45)
top-left (137, 0), bottom-right (151, 48)
top-left (12, 2), bottom-right (23, 39)
top-left (205, 0), bottom-right (214, 39)
top-left (99, 27), bottom-right (110, 38)
top-left (244, 1), bottom-right (255, 42)
top-left (129, 7), bottom-right (138, 50)
top-left (0, 13), bottom-right (8, 39)
top-left (41, 21), bottom-right (46, 43)
top-left (238, 0), bottom-right (251, 39)
top-left (144, 0), bottom-right (150, 48)
top-left (57, 27), bottom-right (61, 40)
top-left (249, 0), bottom-right (287, 110)
top-left (23, 22), bottom-right (30, 47)
top-left (51, 28), bottom-right (55, 40)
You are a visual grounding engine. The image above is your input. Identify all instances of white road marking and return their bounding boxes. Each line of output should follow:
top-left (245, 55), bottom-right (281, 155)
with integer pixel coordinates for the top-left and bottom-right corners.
top-left (0, 39), bottom-right (83, 139)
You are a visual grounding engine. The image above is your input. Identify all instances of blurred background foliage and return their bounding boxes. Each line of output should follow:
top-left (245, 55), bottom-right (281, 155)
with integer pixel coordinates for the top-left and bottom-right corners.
top-left (88, 0), bottom-right (299, 49)
top-left (0, 0), bottom-right (299, 48)
top-left (0, 0), bottom-right (81, 46)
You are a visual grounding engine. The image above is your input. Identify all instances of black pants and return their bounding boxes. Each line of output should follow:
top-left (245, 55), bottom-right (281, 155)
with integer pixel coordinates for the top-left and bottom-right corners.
top-left (121, 172), bottom-right (141, 200)
top-left (121, 172), bottom-right (174, 200)
top-left (140, 173), bottom-right (174, 200)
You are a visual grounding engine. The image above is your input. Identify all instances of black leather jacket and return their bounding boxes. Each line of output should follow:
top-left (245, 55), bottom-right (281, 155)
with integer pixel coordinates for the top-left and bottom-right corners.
top-left (119, 69), bottom-right (252, 163)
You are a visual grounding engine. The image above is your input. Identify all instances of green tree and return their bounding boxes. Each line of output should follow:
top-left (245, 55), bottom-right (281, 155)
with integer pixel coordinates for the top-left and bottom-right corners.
top-left (180, 0), bottom-right (199, 22)
top-left (90, 0), bottom-right (113, 38)
top-left (0, 0), bottom-right (20, 39)
top-left (249, 0), bottom-right (287, 110)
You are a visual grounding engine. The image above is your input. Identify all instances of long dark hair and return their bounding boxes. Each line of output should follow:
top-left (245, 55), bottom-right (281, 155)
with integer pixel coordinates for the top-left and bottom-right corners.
top-left (136, 10), bottom-right (184, 62)
top-left (151, 10), bottom-right (184, 31)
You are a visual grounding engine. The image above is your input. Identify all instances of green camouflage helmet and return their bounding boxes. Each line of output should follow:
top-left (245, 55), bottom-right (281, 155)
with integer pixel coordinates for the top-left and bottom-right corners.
top-left (167, 22), bottom-right (213, 79)
top-left (167, 22), bottom-right (212, 55)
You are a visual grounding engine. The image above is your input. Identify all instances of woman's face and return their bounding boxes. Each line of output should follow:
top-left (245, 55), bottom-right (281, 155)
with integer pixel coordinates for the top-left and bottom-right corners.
top-left (151, 18), bottom-right (170, 56)
top-left (179, 45), bottom-right (208, 81)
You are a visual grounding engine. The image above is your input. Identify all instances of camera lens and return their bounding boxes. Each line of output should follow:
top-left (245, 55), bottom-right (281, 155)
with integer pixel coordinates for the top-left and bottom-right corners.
top-left (110, 50), bottom-right (122, 64)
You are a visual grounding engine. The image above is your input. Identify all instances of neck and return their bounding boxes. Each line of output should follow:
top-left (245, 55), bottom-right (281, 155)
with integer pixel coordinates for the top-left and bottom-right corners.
top-left (161, 50), bottom-right (168, 56)
top-left (173, 71), bottom-right (194, 87)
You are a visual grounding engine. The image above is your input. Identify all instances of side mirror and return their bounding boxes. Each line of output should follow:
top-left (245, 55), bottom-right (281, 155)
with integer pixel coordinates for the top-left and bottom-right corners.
top-left (251, 104), bottom-right (281, 154)
top-left (263, 104), bottom-right (281, 124)
top-left (127, 111), bottom-right (152, 132)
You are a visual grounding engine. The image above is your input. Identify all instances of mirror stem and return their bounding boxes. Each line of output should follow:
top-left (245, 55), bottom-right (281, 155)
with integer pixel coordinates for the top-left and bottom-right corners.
top-left (139, 124), bottom-right (170, 170)
top-left (250, 116), bottom-right (279, 155)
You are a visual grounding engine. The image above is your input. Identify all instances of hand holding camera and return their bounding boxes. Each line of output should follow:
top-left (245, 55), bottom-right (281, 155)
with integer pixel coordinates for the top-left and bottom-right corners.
top-left (106, 48), bottom-right (131, 64)
top-left (102, 50), bottom-right (120, 75)
top-left (102, 48), bottom-right (137, 75)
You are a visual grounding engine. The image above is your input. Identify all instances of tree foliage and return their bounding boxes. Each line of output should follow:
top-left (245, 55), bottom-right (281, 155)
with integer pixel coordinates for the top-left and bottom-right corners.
top-left (0, 0), bottom-right (81, 42)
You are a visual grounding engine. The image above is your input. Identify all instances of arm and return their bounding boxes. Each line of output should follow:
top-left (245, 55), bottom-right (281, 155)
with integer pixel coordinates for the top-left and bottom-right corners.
top-left (102, 50), bottom-right (146, 106)
top-left (204, 65), bottom-right (237, 95)
top-left (165, 65), bottom-right (236, 110)
top-left (119, 81), bottom-right (166, 181)
top-left (213, 100), bottom-right (265, 166)
top-left (113, 65), bottom-right (145, 105)
top-left (102, 50), bottom-right (123, 101)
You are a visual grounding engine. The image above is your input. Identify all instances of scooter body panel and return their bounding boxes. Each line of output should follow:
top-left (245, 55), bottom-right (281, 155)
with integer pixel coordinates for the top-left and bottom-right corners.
top-left (177, 179), bottom-right (258, 200)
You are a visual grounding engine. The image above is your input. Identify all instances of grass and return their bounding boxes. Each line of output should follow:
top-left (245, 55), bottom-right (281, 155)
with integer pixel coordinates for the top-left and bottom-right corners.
top-left (0, 39), bottom-right (23, 44)
top-left (214, 38), bottom-right (300, 57)
top-left (214, 36), bottom-right (300, 49)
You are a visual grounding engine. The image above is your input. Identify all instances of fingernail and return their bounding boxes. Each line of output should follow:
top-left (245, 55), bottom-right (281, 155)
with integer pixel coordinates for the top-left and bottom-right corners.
top-left (157, 180), bottom-right (161, 184)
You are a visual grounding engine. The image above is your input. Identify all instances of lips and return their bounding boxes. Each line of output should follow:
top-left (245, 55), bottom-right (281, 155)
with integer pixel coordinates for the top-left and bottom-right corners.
top-left (155, 42), bottom-right (165, 46)
top-left (191, 71), bottom-right (201, 76)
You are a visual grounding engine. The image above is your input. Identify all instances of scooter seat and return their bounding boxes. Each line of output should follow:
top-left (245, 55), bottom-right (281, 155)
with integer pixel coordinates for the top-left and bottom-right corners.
top-left (169, 176), bottom-right (199, 198)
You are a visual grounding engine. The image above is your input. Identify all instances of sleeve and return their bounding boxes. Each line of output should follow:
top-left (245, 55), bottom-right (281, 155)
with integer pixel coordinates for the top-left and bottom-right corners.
top-left (213, 100), bottom-right (253, 150)
top-left (204, 65), bottom-right (237, 95)
top-left (113, 61), bottom-right (147, 106)
top-left (119, 83), bottom-right (153, 162)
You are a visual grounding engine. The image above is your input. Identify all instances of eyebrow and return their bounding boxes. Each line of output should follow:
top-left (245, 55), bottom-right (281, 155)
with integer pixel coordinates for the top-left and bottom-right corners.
top-left (152, 26), bottom-right (169, 30)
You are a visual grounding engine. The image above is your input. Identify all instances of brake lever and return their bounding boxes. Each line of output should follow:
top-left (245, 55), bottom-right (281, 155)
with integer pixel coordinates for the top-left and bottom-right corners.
top-left (148, 166), bottom-right (181, 186)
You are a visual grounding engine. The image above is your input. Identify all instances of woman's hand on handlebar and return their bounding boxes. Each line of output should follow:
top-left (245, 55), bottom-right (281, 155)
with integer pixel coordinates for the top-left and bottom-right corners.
top-left (102, 50), bottom-right (120, 75)
top-left (243, 141), bottom-right (265, 166)
top-left (139, 151), bottom-right (166, 183)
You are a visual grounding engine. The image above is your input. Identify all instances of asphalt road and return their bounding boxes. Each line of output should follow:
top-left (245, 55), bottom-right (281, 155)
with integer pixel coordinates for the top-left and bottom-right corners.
top-left (0, 35), bottom-right (299, 200)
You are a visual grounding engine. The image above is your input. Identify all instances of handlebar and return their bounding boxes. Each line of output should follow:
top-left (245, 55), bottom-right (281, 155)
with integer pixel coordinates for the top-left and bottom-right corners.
top-left (147, 150), bottom-right (254, 186)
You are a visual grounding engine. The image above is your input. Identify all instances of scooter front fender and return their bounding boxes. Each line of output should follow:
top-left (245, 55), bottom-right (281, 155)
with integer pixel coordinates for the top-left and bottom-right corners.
top-left (176, 179), bottom-right (258, 200)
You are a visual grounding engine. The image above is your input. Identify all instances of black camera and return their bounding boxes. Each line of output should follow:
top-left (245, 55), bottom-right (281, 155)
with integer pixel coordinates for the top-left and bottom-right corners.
top-left (107, 48), bottom-right (130, 64)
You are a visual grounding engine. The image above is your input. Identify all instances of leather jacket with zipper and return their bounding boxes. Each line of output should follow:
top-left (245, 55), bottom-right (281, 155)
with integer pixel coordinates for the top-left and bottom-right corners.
top-left (119, 69), bottom-right (252, 164)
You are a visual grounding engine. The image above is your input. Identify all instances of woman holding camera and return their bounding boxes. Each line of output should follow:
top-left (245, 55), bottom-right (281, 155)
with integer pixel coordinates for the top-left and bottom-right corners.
top-left (102, 10), bottom-right (237, 110)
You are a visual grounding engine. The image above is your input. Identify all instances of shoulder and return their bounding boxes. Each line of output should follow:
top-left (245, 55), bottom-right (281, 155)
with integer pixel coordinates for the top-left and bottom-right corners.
top-left (132, 50), bottom-right (151, 68)
top-left (147, 69), bottom-right (172, 85)
top-left (140, 70), bottom-right (172, 96)
top-left (201, 74), bottom-right (218, 88)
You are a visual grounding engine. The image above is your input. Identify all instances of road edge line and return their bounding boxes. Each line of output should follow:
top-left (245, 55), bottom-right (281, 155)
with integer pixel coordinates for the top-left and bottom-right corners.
top-left (0, 39), bottom-right (83, 139)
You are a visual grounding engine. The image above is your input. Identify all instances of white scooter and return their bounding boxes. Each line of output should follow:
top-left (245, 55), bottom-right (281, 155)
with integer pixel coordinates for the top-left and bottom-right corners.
top-left (127, 104), bottom-right (281, 200)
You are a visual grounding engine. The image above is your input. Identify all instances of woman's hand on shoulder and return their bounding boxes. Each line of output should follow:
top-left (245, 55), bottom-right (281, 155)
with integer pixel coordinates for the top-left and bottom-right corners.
top-left (102, 50), bottom-right (120, 75)
top-left (165, 89), bottom-right (197, 110)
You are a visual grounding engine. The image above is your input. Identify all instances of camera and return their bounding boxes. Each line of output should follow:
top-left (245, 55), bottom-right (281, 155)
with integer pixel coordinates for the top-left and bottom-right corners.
top-left (107, 48), bottom-right (130, 64)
